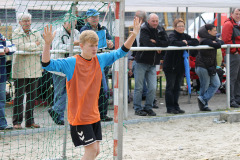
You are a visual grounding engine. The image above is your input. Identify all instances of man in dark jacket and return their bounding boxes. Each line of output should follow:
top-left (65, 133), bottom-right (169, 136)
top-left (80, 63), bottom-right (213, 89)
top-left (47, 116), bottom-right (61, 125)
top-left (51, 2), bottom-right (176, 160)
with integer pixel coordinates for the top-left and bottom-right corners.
top-left (222, 8), bottom-right (240, 108)
top-left (133, 13), bottom-right (169, 116)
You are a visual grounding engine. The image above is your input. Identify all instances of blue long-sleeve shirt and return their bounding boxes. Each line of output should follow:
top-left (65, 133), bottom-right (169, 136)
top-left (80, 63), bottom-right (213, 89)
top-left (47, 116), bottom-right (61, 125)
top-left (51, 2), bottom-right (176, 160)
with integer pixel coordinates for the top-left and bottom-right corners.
top-left (42, 46), bottom-right (129, 81)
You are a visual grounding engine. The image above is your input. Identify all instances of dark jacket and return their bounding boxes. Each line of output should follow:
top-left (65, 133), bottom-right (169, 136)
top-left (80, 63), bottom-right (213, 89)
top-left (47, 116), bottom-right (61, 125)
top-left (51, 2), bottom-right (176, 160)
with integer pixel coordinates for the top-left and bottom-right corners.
top-left (131, 39), bottom-right (137, 58)
top-left (222, 16), bottom-right (240, 58)
top-left (135, 22), bottom-right (169, 65)
top-left (163, 30), bottom-right (199, 73)
top-left (196, 26), bottom-right (224, 69)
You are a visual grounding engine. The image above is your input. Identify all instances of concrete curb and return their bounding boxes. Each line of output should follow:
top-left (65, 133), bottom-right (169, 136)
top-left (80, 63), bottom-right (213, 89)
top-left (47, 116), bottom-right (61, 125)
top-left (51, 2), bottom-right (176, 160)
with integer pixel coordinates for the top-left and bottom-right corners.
top-left (0, 111), bottom-right (224, 138)
top-left (123, 111), bottom-right (223, 125)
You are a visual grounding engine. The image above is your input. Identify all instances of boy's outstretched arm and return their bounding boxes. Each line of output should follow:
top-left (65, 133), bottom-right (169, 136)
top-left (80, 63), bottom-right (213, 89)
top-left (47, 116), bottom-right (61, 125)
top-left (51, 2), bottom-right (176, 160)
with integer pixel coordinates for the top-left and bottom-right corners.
top-left (124, 17), bottom-right (141, 49)
top-left (42, 25), bottom-right (56, 63)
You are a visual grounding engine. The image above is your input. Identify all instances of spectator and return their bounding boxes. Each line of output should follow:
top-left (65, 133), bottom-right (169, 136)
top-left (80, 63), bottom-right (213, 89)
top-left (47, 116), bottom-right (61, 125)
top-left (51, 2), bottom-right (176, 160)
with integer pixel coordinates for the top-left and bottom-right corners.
top-left (48, 13), bottom-right (80, 125)
top-left (0, 33), bottom-right (14, 130)
top-left (195, 24), bottom-right (224, 111)
top-left (163, 18), bottom-right (199, 114)
top-left (41, 17), bottom-right (140, 159)
top-left (80, 9), bottom-right (114, 121)
top-left (130, 10), bottom-right (159, 108)
top-left (130, 10), bottom-right (149, 100)
top-left (133, 13), bottom-right (169, 116)
top-left (222, 8), bottom-right (240, 108)
top-left (12, 12), bottom-right (44, 129)
top-left (80, 9), bottom-right (114, 50)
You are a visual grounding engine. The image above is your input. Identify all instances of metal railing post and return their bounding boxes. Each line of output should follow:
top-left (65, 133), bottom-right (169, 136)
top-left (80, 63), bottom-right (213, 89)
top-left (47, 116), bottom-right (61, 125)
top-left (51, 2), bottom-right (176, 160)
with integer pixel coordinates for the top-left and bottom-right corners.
top-left (124, 55), bottom-right (128, 119)
top-left (226, 45), bottom-right (231, 109)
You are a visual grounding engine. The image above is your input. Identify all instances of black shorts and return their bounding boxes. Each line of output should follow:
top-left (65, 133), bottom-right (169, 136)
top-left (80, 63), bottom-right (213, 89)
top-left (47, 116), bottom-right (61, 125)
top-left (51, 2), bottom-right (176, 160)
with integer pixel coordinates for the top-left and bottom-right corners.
top-left (70, 121), bottom-right (102, 147)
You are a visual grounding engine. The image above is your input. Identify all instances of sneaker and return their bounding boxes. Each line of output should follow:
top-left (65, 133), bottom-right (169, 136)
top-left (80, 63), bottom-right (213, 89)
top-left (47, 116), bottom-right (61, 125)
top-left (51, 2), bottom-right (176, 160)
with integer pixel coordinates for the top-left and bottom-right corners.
top-left (48, 108), bottom-right (64, 125)
top-left (57, 120), bottom-right (65, 125)
top-left (152, 99), bottom-right (159, 109)
top-left (167, 109), bottom-right (179, 114)
top-left (144, 109), bottom-right (156, 116)
top-left (135, 110), bottom-right (147, 116)
top-left (0, 126), bottom-right (13, 130)
top-left (230, 101), bottom-right (240, 108)
top-left (176, 109), bottom-right (185, 114)
top-left (200, 107), bottom-right (211, 111)
top-left (197, 97), bottom-right (205, 110)
top-left (101, 115), bottom-right (113, 122)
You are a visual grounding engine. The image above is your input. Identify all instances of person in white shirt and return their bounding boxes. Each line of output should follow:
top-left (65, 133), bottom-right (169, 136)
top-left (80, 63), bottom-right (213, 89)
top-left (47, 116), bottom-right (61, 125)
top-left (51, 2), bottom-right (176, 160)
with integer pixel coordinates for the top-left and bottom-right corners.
top-left (48, 13), bottom-right (80, 125)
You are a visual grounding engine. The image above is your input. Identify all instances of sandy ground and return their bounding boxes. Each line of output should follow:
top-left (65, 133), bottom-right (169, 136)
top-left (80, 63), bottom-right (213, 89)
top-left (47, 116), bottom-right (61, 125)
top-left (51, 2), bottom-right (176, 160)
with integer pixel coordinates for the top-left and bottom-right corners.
top-left (123, 116), bottom-right (240, 160)
top-left (2, 116), bottom-right (240, 160)
top-left (1, 93), bottom-right (240, 159)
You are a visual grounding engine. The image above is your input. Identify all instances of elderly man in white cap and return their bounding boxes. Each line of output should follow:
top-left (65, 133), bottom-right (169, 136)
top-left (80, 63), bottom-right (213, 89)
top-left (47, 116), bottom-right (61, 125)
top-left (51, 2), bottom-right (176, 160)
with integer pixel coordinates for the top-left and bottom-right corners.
top-left (12, 12), bottom-right (44, 129)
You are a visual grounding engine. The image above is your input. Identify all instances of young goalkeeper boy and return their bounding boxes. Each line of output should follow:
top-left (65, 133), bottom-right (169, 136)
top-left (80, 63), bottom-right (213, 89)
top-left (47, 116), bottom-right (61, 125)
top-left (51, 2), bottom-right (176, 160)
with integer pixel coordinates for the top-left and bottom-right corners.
top-left (41, 17), bottom-right (141, 160)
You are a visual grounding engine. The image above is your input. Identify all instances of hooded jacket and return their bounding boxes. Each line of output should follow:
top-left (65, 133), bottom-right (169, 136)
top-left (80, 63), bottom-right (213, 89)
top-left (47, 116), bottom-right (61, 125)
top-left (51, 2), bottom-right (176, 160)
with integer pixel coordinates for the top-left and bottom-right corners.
top-left (163, 30), bottom-right (199, 73)
top-left (195, 25), bottom-right (224, 69)
top-left (135, 22), bottom-right (169, 65)
top-left (222, 17), bottom-right (240, 58)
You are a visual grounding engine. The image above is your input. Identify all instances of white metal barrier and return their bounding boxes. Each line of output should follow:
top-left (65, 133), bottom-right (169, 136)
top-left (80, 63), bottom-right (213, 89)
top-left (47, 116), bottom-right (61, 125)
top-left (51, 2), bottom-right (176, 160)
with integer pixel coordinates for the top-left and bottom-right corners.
top-left (13, 44), bottom-right (240, 115)
top-left (130, 44), bottom-right (240, 110)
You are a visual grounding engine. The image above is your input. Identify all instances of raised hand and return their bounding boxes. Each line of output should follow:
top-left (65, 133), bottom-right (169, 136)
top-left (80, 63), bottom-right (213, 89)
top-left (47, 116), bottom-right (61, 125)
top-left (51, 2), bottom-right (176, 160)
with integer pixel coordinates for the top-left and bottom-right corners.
top-left (106, 40), bottom-right (113, 49)
top-left (43, 24), bottom-right (56, 45)
top-left (130, 17), bottom-right (142, 36)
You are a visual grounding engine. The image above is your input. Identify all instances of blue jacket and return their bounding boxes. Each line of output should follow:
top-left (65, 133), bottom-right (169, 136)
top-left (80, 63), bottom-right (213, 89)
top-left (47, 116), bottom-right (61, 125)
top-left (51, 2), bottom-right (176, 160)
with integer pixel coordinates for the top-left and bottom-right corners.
top-left (0, 33), bottom-right (15, 83)
top-left (80, 22), bottom-right (113, 41)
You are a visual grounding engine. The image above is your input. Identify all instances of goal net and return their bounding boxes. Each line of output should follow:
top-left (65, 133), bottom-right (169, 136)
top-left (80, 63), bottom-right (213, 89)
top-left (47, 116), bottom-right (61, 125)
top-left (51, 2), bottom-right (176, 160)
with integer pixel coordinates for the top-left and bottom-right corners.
top-left (0, 0), bottom-right (123, 159)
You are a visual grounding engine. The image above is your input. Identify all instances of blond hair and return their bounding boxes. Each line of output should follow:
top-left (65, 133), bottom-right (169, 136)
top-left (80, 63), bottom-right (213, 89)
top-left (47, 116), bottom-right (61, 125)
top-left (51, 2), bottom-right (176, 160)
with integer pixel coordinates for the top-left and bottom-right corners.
top-left (80, 30), bottom-right (99, 44)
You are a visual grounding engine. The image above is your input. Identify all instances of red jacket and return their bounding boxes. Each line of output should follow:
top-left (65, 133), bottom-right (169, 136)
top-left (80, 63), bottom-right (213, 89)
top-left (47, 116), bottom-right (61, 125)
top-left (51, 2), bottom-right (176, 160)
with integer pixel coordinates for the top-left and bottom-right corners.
top-left (222, 17), bottom-right (240, 59)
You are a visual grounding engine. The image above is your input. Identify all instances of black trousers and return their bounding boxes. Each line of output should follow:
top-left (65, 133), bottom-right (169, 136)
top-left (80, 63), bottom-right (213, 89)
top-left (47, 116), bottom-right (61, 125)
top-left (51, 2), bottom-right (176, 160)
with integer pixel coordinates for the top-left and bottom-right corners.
top-left (164, 71), bottom-right (184, 112)
top-left (98, 82), bottom-right (109, 118)
top-left (98, 67), bottom-right (110, 118)
top-left (13, 78), bottom-right (38, 125)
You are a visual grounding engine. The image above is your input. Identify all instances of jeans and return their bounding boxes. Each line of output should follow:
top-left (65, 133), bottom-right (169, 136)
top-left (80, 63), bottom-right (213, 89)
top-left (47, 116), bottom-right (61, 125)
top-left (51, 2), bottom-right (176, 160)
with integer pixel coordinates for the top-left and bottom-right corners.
top-left (0, 81), bottom-right (7, 129)
top-left (13, 78), bottom-right (38, 125)
top-left (195, 67), bottom-right (220, 106)
top-left (133, 63), bottom-right (156, 111)
top-left (164, 71), bottom-right (184, 112)
top-left (52, 74), bottom-right (66, 121)
top-left (132, 61), bottom-right (148, 97)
